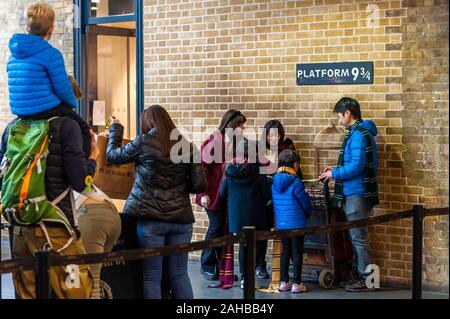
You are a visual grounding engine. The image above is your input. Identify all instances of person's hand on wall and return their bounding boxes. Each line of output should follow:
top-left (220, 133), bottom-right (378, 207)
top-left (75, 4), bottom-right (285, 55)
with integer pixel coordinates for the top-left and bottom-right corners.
top-left (200, 195), bottom-right (210, 208)
top-left (89, 129), bottom-right (100, 161)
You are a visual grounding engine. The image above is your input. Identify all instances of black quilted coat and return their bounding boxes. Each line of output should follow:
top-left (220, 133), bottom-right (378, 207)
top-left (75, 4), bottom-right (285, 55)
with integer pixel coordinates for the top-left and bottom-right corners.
top-left (106, 123), bottom-right (206, 224)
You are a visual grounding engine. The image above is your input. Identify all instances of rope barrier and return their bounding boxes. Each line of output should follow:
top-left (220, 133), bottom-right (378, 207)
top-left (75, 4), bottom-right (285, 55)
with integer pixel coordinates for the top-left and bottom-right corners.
top-left (1, 206), bottom-right (447, 274)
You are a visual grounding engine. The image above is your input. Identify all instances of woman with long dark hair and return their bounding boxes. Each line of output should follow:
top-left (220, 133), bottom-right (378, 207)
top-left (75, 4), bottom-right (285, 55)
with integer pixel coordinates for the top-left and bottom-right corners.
top-left (196, 109), bottom-right (246, 280)
top-left (263, 120), bottom-right (302, 179)
top-left (259, 120), bottom-right (303, 289)
top-left (106, 105), bottom-right (206, 299)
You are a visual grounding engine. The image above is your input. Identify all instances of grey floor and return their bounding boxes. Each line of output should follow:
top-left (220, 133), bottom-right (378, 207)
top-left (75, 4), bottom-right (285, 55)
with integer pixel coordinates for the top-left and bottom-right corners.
top-left (1, 232), bottom-right (448, 299)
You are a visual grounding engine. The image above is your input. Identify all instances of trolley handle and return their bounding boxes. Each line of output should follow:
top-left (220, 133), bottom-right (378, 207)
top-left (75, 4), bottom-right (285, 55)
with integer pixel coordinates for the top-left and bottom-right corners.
top-left (302, 178), bottom-right (329, 186)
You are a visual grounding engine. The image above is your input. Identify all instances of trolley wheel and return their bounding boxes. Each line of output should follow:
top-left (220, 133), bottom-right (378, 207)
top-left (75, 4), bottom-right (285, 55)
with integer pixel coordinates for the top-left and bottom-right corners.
top-left (319, 269), bottom-right (334, 289)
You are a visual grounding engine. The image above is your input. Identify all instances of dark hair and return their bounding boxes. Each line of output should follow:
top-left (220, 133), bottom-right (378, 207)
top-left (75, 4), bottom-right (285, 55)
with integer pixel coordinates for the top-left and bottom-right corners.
top-left (236, 139), bottom-right (258, 160)
top-left (263, 120), bottom-right (285, 149)
top-left (333, 97), bottom-right (361, 119)
top-left (140, 105), bottom-right (177, 156)
top-left (218, 109), bottom-right (246, 133)
top-left (278, 149), bottom-right (300, 168)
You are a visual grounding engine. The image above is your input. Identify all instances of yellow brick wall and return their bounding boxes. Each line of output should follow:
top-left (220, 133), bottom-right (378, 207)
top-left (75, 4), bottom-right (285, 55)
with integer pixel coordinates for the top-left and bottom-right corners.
top-left (143, 0), bottom-right (448, 290)
top-left (0, 0), bottom-right (447, 292)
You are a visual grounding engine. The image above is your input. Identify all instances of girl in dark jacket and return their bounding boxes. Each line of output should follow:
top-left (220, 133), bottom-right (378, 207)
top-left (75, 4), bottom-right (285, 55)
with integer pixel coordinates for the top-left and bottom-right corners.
top-left (220, 140), bottom-right (272, 288)
top-left (106, 105), bottom-right (206, 299)
top-left (195, 109), bottom-right (246, 280)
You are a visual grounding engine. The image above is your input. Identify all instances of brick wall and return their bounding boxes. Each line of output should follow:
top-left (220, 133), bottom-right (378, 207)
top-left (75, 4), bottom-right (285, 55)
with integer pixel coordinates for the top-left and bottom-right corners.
top-left (400, 0), bottom-right (449, 291)
top-left (0, 0), bottom-right (74, 132)
top-left (0, 0), bottom-right (447, 292)
top-left (143, 0), bottom-right (448, 291)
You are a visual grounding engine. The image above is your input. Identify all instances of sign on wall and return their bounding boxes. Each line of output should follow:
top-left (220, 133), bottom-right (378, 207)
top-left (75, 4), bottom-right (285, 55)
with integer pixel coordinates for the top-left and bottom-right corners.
top-left (296, 61), bottom-right (374, 85)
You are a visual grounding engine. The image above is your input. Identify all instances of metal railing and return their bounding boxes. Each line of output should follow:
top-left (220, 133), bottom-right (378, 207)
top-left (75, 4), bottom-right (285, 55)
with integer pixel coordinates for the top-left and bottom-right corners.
top-left (0, 204), bottom-right (448, 299)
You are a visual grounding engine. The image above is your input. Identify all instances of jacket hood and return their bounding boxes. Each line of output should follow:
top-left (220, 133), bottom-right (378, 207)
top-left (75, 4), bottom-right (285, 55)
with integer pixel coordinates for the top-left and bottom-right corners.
top-left (359, 120), bottom-right (378, 136)
top-left (9, 33), bottom-right (51, 59)
top-left (272, 172), bottom-right (297, 193)
top-left (225, 163), bottom-right (259, 184)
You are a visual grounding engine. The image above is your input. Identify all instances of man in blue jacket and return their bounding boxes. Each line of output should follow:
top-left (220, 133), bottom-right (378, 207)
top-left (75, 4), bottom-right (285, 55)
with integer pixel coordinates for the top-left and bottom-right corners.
top-left (320, 97), bottom-right (379, 292)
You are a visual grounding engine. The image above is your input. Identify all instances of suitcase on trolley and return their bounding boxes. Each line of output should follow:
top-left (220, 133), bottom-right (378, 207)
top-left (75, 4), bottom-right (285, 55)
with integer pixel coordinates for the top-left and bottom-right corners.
top-left (302, 179), bottom-right (353, 289)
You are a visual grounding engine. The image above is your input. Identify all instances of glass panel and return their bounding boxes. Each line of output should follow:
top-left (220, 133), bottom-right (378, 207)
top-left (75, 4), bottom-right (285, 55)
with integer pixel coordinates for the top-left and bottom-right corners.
top-left (84, 22), bottom-right (136, 140)
top-left (89, 0), bottom-right (134, 18)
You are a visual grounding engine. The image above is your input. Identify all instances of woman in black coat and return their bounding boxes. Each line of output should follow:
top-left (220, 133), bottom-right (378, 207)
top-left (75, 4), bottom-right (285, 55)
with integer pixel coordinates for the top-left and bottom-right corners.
top-left (106, 105), bottom-right (206, 299)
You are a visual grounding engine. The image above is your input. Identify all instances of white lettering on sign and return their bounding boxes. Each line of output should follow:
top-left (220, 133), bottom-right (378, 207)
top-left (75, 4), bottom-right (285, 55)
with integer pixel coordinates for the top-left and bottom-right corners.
top-left (300, 68), bottom-right (351, 78)
top-left (297, 62), bottom-right (373, 85)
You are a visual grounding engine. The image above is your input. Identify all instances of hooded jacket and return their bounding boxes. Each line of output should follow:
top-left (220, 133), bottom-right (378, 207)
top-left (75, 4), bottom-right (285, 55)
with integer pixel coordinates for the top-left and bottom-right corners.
top-left (220, 163), bottom-right (272, 233)
top-left (331, 120), bottom-right (379, 197)
top-left (272, 171), bottom-right (312, 230)
top-left (7, 33), bottom-right (76, 115)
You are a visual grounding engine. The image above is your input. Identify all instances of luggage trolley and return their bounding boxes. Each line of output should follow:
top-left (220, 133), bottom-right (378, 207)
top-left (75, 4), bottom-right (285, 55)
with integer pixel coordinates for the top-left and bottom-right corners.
top-left (300, 123), bottom-right (354, 289)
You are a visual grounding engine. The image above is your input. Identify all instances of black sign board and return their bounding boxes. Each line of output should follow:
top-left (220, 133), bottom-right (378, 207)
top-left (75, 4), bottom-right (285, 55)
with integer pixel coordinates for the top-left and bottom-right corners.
top-left (296, 61), bottom-right (374, 85)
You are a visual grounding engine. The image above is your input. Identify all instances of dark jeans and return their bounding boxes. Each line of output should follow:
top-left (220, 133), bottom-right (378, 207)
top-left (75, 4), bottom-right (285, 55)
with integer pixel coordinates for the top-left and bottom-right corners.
top-left (137, 220), bottom-right (193, 299)
top-left (200, 209), bottom-right (226, 273)
top-left (238, 241), bottom-right (268, 276)
top-left (281, 236), bottom-right (305, 284)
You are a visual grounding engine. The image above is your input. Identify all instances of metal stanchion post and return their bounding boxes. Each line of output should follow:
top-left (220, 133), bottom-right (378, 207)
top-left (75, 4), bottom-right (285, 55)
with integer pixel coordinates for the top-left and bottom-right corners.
top-left (243, 226), bottom-right (256, 299)
top-left (412, 204), bottom-right (424, 300)
top-left (35, 250), bottom-right (51, 299)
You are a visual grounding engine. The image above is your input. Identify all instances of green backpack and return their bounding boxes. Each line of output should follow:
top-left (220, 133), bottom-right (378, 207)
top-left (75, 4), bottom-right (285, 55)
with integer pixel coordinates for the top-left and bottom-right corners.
top-left (1, 118), bottom-right (74, 240)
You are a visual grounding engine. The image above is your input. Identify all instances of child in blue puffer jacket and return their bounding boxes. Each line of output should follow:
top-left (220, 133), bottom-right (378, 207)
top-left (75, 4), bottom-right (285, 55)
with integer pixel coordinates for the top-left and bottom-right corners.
top-left (272, 149), bottom-right (312, 293)
top-left (7, 3), bottom-right (92, 157)
top-left (7, 2), bottom-right (77, 116)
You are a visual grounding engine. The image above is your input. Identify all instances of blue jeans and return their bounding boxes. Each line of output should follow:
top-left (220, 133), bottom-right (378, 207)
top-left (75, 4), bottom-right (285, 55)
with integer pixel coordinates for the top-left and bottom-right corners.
top-left (137, 220), bottom-right (193, 299)
top-left (343, 195), bottom-right (372, 278)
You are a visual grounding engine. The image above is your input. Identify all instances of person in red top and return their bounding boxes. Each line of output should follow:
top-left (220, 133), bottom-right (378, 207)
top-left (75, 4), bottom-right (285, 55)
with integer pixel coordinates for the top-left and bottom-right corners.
top-left (196, 109), bottom-right (246, 280)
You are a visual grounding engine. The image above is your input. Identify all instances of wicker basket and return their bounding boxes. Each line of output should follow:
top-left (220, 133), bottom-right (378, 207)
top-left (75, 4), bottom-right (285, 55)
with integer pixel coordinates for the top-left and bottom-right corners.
top-left (313, 121), bottom-right (346, 178)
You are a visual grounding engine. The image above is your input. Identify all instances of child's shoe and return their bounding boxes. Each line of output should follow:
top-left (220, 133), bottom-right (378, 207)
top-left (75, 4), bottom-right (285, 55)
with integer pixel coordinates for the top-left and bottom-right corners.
top-left (291, 282), bottom-right (307, 293)
top-left (278, 281), bottom-right (292, 291)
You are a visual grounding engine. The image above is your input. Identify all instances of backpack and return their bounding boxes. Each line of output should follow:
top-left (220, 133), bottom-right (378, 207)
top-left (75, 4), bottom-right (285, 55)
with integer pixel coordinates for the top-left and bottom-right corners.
top-left (1, 118), bottom-right (74, 250)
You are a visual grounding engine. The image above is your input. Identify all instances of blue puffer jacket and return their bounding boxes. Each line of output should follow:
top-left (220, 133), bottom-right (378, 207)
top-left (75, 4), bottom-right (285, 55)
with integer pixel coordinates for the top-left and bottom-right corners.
top-left (272, 172), bottom-right (312, 230)
top-left (7, 33), bottom-right (76, 116)
top-left (332, 120), bottom-right (378, 196)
